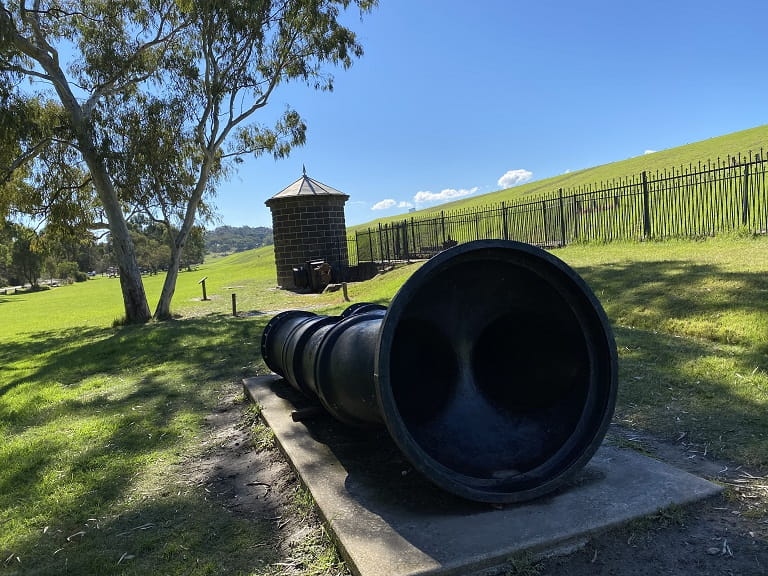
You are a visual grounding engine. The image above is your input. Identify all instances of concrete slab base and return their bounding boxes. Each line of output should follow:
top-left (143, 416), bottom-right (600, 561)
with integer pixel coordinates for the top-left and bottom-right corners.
top-left (244, 375), bottom-right (722, 576)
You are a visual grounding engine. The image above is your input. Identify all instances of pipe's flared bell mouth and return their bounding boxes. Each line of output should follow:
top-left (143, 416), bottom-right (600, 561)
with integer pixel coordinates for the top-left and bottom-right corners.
top-left (375, 240), bottom-right (617, 503)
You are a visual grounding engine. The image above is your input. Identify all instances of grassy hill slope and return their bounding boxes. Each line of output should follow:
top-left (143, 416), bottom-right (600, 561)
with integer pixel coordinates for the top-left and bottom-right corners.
top-left (349, 124), bottom-right (768, 233)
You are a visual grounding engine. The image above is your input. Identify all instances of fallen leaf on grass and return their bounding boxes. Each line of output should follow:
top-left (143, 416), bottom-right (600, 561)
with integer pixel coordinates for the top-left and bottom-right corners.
top-left (721, 539), bottom-right (732, 557)
top-left (116, 522), bottom-right (155, 536)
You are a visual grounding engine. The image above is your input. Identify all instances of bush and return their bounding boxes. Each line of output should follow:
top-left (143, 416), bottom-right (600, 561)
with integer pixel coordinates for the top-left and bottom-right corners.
top-left (56, 261), bottom-right (80, 282)
top-left (74, 271), bottom-right (88, 282)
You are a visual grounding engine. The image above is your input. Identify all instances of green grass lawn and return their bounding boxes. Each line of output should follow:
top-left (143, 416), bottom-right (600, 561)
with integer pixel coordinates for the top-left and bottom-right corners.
top-left (558, 237), bottom-right (768, 469)
top-left (1, 235), bottom-right (767, 573)
top-left (0, 245), bottom-right (374, 575)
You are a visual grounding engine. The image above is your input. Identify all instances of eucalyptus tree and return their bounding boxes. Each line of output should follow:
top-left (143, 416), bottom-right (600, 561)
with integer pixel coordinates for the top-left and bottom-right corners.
top-left (0, 81), bottom-right (64, 219)
top-left (0, 0), bottom-right (376, 322)
top-left (8, 222), bottom-right (43, 287)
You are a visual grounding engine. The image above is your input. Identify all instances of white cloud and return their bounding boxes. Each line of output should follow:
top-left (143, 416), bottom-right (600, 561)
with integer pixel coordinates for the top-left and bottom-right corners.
top-left (497, 169), bottom-right (533, 189)
top-left (371, 199), bottom-right (414, 210)
top-left (413, 187), bottom-right (479, 204)
top-left (644, 149), bottom-right (656, 155)
top-left (371, 199), bottom-right (397, 210)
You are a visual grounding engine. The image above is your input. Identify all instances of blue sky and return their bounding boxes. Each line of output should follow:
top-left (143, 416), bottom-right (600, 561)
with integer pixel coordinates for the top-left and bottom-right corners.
top-left (216, 0), bottom-right (768, 228)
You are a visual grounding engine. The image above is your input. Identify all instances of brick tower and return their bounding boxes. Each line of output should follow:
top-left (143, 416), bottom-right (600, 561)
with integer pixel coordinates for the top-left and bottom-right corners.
top-left (266, 170), bottom-right (349, 289)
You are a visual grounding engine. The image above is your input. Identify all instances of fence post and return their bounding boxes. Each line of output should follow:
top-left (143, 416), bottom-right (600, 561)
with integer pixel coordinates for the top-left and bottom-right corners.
top-left (541, 200), bottom-right (548, 245)
top-left (402, 219), bottom-right (410, 262)
top-left (198, 276), bottom-right (209, 301)
top-left (384, 223), bottom-right (391, 263)
top-left (558, 189), bottom-right (566, 247)
top-left (440, 211), bottom-right (447, 245)
top-left (377, 223), bottom-right (384, 264)
top-left (356, 230), bottom-right (361, 263)
top-left (572, 196), bottom-right (579, 240)
top-left (501, 202), bottom-right (509, 240)
top-left (641, 171), bottom-right (652, 239)
top-left (742, 162), bottom-right (750, 226)
top-left (367, 228), bottom-right (373, 262)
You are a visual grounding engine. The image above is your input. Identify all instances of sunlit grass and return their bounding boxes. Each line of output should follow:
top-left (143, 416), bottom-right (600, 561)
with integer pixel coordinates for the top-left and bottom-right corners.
top-left (558, 235), bottom-right (768, 466)
top-left (558, 236), bottom-right (768, 351)
top-left (0, 317), bottom-right (275, 574)
top-left (1, 234), bottom-right (767, 573)
top-left (0, 244), bottom-right (408, 575)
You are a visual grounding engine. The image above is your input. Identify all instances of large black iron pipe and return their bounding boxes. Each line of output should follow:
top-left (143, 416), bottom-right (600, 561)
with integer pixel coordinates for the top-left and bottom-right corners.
top-left (260, 240), bottom-right (617, 503)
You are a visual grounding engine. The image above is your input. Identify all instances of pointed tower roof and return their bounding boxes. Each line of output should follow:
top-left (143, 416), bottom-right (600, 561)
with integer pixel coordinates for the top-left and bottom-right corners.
top-left (266, 170), bottom-right (349, 204)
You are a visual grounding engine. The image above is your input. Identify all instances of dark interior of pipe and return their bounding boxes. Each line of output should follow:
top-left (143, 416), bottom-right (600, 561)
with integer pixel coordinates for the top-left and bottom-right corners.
top-left (386, 256), bottom-right (600, 485)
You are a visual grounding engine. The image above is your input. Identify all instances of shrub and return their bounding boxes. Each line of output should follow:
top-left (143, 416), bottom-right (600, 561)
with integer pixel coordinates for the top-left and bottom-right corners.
top-left (56, 261), bottom-right (80, 282)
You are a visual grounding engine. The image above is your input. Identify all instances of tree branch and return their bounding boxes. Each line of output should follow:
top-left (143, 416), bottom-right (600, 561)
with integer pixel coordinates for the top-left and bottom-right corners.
top-left (25, 0), bottom-right (61, 66)
top-left (1, 62), bottom-right (54, 82)
top-left (83, 15), bottom-right (192, 115)
top-left (1, 137), bottom-right (53, 182)
top-left (23, 5), bottom-right (101, 22)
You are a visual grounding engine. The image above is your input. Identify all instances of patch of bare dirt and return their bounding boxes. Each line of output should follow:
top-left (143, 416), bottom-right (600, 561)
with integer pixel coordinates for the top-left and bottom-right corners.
top-left (180, 389), bottom-right (336, 569)
top-left (538, 425), bottom-right (768, 576)
top-left (187, 390), bottom-right (767, 576)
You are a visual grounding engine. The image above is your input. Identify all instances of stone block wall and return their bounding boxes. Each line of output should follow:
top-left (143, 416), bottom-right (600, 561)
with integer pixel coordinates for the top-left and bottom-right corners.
top-left (266, 195), bottom-right (349, 289)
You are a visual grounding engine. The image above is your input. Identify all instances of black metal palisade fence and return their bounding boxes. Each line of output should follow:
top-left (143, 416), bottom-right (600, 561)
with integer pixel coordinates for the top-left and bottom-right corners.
top-left (348, 150), bottom-right (768, 265)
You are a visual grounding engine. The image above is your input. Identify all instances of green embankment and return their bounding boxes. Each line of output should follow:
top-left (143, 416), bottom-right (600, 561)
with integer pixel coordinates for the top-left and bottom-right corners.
top-left (348, 124), bottom-right (768, 233)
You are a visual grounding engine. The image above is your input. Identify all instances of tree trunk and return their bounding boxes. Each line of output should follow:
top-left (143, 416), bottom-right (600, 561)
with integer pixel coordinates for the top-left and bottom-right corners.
top-left (81, 144), bottom-right (152, 324)
top-left (112, 225), bottom-right (153, 324)
top-left (154, 243), bottom-right (181, 320)
top-left (154, 163), bottom-right (212, 320)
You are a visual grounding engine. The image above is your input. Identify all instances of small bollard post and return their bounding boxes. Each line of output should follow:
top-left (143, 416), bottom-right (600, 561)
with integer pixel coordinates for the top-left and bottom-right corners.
top-left (232, 293), bottom-right (237, 317)
top-left (198, 276), bottom-right (209, 301)
top-left (342, 282), bottom-right (350, 302)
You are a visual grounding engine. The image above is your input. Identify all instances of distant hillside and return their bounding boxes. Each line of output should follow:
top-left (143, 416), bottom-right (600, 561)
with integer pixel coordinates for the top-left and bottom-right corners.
top-left (205, 225), bottom-right (273, 254)
top-left (349, 124), bottom-right (768, 233)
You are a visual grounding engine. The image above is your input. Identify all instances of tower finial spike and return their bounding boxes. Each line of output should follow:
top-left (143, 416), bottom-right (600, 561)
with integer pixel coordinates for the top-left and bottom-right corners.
top-left (302, 164), bottom-right (306, 176)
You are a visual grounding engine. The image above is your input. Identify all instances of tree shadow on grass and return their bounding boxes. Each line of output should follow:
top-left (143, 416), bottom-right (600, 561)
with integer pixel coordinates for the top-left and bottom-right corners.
top-left (0, 314), bottom-right (265, 398)
top-left (0, 314), bottom-right (278, 574)
top-left (0, 325), bottom-right (116, 397)
top-left (0, 314), bottom-right (267, 436)
top-left (576, 259), bottom-right (768, 352)
top-left (613, 324), bottom-right (768, 468)
top-left (573, 259), bottom-right (768, 467)
top-left (2, 490), bottom-right (278, 575)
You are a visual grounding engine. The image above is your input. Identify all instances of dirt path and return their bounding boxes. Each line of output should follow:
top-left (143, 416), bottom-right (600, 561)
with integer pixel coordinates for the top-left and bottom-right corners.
top-left (182, 390), bottom-right (333, 572)
top-left (192, 388), bottom-right (767, 576)
top-left (540, 426), bottom-right (768, 576)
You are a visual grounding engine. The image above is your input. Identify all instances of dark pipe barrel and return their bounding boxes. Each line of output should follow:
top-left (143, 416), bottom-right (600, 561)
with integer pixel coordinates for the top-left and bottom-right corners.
top-left (260, 240), bottom-right (618, 503)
